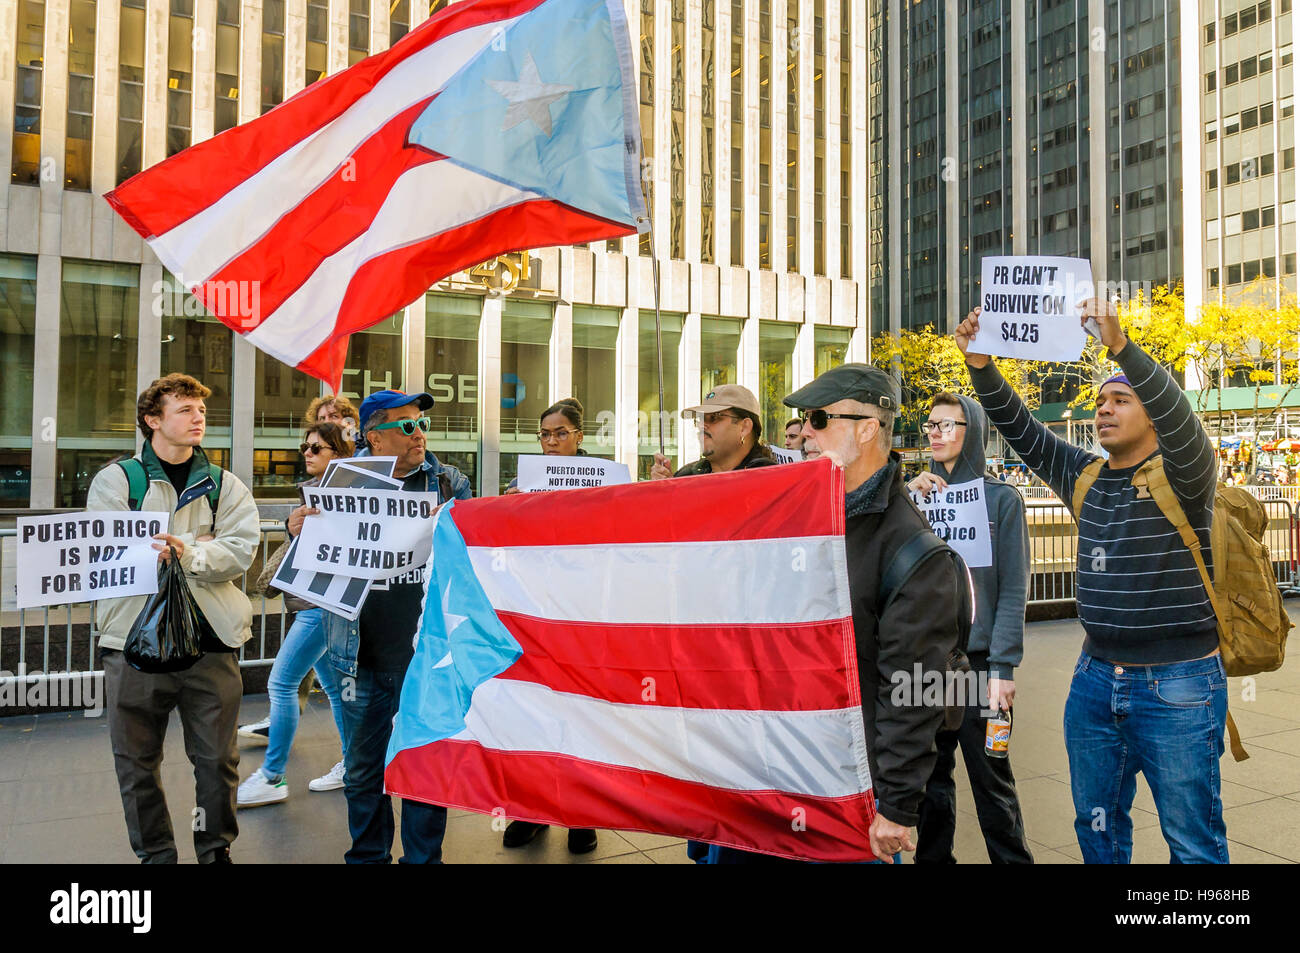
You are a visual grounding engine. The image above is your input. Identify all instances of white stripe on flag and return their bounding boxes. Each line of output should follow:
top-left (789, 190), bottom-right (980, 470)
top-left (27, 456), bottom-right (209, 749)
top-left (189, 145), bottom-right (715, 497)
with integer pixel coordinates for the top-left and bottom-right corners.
top-left (467, 537), bottom-right (852, 625)
top-left (151, 18), bottom-right (520, 283)
top-left (246, 162), bottom-right (542, 366)
top-left (454, 677), bottom-right (870, 798)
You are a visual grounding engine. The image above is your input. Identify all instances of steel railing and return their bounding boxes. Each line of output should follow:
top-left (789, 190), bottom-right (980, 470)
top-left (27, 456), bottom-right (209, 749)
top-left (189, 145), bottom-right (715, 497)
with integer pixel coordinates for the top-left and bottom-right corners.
top-left (3, 497), bottom-right (1297, 685)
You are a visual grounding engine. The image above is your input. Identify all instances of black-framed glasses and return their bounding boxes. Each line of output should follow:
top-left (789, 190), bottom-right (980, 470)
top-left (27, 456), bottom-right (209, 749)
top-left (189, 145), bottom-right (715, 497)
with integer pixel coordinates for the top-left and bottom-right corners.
top-left (300, 442), bottom-right (328, 456)
top-left (370, 416), bottom-right (432, 436)
top-left (921, 419), bottom-right (968, 435)
top-left (801, 410), bottom-right (876, 431)
top-left (537, 428), bottom-right (581, 441)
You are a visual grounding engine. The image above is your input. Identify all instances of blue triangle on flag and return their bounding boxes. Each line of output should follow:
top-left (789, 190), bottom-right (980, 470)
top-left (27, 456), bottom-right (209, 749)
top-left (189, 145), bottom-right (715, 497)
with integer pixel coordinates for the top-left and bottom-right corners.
top-left (406, 0), bottom-right (645, 229)
top-left (386, 503), bottom-right (522, 763)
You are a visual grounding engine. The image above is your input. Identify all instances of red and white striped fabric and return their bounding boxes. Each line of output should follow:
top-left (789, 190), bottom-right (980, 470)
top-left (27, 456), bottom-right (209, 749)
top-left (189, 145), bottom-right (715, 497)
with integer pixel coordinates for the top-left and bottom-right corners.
top-left (104, 0), bottom-right (638, 390)
top-left (385, 458), bottom-right (877, 862)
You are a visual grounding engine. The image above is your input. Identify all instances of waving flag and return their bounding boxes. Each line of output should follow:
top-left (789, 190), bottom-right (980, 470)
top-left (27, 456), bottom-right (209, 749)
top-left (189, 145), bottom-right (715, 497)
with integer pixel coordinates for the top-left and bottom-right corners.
top-left (104, 0), bottom-right (645, 390)
top-left (384, 459), bottom-right (877, 862)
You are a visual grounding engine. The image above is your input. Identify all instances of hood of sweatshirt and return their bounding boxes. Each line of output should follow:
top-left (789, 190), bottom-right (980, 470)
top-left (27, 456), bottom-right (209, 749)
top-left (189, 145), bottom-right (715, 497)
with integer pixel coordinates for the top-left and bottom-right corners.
top-left (935, 393), bottom-right (989, 484)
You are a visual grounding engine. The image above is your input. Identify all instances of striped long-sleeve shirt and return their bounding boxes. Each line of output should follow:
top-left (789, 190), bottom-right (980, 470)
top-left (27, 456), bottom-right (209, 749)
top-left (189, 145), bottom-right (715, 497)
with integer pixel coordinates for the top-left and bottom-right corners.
top-left (968, 341), bottom-right (1218, 664)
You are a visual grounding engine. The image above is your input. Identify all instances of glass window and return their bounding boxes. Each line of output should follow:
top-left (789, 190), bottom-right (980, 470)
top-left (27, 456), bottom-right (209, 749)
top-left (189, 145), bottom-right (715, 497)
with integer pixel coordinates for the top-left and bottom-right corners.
top-left (1225, 62), bottom-right (1238, 85)
top-left (13, 0), bottom-right (46, 185)
top-left (638, 310), bottom-right (682, 477)
top-left (1209, 267), bottom-right (1219, 288)
top-left (1206, 71), bottom-right (1216, 92)
top-left (215, 7), bottom-right (240, 134)
top-left (167, 8), bottom-right (194, 156)
top-left (348, 0), bottom-right (370, 65)
top-left (701, 0), bottom-right (715, 263)
top-left (307, 0), bottom-right (328, 86)
top-left (641, 0), bottom-right (655, 257)
top-left (118, 3), bottom-right (146, 183)
top-left (758, 320), bottom-right (797, 448)
top-left (1228, 263), bottom-right (1242, 284)
top-left (157, 272), bottom-right (233, 454)
top-left (672, 0), bottom-right (686, 260)
top-left (500, 300), bottom-right (553, 492)
top-left (390, 0), bottom-right (410, 46)
top-left (700, 316), bottom-right (743, 397)
top-left (0, 254), bottom-right (37, 506)
top-left (57, 261), bottom-right (140, 507)
top-left (424, 294), bottom-right (480, 491)
top-left (814, 325), bottom-right (852, 376)
top-left (65, 0), bottom-right (96, 190)
top-left (1207, 169), bottom-right (1218, 189)
top-left (1206, 219), bottom-right (1220, 240)
top-left (572, 305), bottom-right (620, 458)
top-left (261, 0), bottom-right (285, 114)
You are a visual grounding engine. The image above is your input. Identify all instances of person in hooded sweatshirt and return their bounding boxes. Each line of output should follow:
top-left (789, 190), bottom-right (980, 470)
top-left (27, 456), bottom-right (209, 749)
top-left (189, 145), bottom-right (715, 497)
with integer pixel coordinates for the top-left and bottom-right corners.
top-left (906, 391), bottom-right (1034, 864)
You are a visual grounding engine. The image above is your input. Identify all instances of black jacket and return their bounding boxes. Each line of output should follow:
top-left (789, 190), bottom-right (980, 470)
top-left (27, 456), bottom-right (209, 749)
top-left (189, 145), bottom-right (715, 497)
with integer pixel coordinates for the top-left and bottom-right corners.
top-left (673, 443), bottom-right (777, 476)
top-left (846, 453), bottom-right (962, 827)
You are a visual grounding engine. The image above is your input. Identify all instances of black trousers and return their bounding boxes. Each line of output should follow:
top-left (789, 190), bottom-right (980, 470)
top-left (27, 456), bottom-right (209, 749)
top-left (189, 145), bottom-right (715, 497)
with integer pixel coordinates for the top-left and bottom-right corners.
top-left (915, 659), bottom-right (1034, 864)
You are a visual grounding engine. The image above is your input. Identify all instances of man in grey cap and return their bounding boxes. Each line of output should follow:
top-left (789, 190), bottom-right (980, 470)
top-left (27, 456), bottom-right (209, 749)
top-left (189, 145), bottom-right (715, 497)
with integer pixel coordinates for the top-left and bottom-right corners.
top-left (649, 383), bottom-right (776, 479)
top-left (785, 364), bottom-right (963, 861)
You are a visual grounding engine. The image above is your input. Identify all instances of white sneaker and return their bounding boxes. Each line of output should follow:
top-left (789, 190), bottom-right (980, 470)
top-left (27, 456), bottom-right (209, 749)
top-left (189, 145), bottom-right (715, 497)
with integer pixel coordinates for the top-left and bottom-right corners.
top-left (237, 717), bottom-right (271, 744)
top-left (309, 760), bottom-right (346, 792)
top-left (237, 768), bottom-right (288, 807)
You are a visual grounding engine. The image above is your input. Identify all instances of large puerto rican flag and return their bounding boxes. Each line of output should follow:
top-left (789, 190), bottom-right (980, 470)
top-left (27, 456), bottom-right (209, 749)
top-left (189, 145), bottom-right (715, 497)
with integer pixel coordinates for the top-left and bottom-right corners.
top-left (385, 458), bottom-right (877, 862)
top-left (104, 0), bottom-right (645, 391)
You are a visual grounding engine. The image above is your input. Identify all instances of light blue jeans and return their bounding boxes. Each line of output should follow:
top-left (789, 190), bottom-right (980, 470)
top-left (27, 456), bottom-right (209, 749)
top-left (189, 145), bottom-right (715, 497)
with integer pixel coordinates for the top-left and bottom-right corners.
top-left (262, 608), bottom-right (347, 778)
top-left (1064, 651), bottom-right (1229, 864)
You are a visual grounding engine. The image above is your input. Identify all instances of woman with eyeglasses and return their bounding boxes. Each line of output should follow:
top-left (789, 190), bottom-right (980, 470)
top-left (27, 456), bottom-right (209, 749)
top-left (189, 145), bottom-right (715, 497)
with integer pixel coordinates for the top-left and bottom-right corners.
top-left (237, 420), bottom-right (353, 807)
top-left (498, 399), bottom-right (600, 855)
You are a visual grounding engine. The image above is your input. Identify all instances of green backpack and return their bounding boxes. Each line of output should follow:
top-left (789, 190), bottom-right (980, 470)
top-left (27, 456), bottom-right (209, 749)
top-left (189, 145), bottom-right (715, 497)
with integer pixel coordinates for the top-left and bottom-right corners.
top-left (118, 457), bottom-right (223, 533)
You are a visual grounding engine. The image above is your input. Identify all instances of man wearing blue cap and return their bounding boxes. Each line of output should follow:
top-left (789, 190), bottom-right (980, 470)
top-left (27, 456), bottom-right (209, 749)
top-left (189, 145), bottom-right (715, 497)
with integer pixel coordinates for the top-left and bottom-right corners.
top-left (955, 299), bottom-right (1226, 864)
top-left (321, 389), bottom-right (472, 863)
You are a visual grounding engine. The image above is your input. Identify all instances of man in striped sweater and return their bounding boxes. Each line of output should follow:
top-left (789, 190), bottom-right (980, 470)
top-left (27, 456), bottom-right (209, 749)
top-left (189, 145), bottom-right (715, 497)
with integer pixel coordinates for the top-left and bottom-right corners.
top-left (955, 298), bottom-right (1228, 864)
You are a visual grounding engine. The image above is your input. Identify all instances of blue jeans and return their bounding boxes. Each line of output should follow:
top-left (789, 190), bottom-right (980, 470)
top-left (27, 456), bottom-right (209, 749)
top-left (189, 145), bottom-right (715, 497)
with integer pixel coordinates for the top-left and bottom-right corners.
top-left (1064, 652), bottom-right (1229, 864)
top-left (339, 666), bottom-right (448, 864)
top-left (262, 608), bottom-right (347, 778)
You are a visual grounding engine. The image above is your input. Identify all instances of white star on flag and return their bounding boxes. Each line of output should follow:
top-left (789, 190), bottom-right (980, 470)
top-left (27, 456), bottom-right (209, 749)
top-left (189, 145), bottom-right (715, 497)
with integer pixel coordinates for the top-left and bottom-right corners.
top-left (486, 52), bottom-right (575, 137)
top-left (433, 578), bottom-right (469, 670)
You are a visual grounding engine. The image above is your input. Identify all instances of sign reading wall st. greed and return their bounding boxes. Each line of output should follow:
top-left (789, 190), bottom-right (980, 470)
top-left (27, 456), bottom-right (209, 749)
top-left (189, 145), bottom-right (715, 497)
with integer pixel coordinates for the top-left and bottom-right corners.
top-left (16, 512), bottom-right (169, 608)
top-left (291, 488), bottom-right (439, 580)
top-left (909, 479), bottom-right (993, 569)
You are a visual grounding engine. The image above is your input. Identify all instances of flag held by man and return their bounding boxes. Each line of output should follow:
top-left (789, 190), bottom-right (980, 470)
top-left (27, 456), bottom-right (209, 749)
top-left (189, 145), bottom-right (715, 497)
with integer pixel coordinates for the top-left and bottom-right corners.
top-left (384, 459), bottom-right (878, 862)
top-left (105, 0), bottom-right (646, 391)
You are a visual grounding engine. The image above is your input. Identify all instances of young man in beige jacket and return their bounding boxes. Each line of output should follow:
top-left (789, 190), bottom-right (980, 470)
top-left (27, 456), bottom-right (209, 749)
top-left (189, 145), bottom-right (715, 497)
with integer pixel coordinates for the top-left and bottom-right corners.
top-left (88, 373), bottom-right (260, 863)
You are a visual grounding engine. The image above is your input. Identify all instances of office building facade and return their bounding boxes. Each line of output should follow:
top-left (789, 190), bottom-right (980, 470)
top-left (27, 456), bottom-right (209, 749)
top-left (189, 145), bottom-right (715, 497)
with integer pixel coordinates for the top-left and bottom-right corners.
top-left (1, 0), bottom-right (871, 507)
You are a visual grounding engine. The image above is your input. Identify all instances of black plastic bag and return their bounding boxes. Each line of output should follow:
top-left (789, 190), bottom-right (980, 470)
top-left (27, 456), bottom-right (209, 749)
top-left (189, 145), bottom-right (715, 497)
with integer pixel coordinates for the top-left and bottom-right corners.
top-left (123, 548), bottom-right (212, 673)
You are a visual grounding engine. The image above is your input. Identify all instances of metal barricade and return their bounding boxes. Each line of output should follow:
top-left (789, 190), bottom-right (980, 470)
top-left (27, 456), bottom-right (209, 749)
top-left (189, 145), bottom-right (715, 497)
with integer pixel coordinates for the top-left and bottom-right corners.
top-left (1, 524), bottom-right (291, 684)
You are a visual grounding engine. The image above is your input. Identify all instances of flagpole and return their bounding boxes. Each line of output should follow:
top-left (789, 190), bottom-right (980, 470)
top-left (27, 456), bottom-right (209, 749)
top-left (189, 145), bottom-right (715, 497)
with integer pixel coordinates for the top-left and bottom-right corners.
top-left (638, 175), bottom-right (667, 459)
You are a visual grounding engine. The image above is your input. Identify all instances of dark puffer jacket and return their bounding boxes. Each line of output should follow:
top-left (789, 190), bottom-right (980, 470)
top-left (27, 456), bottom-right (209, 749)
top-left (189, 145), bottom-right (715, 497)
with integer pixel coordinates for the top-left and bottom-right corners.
top-left (845, 453), bottom-right (962, 827)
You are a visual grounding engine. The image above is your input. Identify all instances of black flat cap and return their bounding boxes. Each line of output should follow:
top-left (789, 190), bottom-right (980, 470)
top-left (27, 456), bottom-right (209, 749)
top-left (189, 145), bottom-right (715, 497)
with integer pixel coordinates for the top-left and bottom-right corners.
top-left (783, 363), bottom-right (900, 411)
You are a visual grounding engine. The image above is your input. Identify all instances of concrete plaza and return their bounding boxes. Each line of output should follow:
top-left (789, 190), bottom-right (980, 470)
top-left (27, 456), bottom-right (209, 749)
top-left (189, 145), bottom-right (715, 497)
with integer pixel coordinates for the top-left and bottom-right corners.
top-left (2, 610), bottom-right (1299, 865)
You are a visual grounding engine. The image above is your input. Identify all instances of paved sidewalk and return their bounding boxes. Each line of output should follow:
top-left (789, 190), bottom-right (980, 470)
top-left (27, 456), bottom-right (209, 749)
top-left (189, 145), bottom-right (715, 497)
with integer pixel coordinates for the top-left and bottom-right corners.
top-left (2, 610), bottom-right (1298, 864)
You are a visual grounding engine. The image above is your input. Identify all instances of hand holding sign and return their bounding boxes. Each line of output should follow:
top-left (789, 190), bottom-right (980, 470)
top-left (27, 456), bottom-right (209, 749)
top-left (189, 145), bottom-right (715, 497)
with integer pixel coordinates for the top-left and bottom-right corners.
top-left (968, 256), bottom-right (1094, 362)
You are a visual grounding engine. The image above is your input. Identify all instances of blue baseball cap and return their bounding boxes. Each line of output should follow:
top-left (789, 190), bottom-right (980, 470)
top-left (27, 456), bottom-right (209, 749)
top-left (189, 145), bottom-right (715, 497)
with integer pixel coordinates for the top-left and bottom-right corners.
top-left (358, 389), bottom-right (434, 430)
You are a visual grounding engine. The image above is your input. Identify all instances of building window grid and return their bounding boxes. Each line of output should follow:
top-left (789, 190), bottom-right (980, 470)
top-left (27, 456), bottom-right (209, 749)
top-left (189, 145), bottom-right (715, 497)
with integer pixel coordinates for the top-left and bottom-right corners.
top-left (759, 0), bottom-right (772, 269)
top-left (670, 0), bottom-right (685, 259)
top-left (640, 0), bottom-right (655, 256)
top-left (701, 0), bottom-right (716, 263)
top-left (167, 2), bottom-right (195, 157)
top-left (786, 0), bottom-right (798, 271)
top-left (117, 1), bottom-right (147, 185)
top-left (262, 0), bottom-right (286, 114)
top-left (65, 0), bottom-right (96, 190)
top-left (215, 2), bottom-right (240, 134)
top-left (813, 0), bottom-right (825, 276)
top-left (729, 0), bottom-right (743, 267)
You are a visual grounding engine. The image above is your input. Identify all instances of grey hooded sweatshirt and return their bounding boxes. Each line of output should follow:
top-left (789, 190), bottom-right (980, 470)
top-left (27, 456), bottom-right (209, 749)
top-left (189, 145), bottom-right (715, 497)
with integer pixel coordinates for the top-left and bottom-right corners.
top-left (930, 394), bottom-right (1030, 680)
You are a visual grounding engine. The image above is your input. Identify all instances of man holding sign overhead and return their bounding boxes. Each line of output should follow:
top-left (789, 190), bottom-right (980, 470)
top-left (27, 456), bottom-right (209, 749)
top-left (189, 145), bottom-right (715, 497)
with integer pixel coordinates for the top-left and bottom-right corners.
top-left (955, 296), bottom-right (1228, 864)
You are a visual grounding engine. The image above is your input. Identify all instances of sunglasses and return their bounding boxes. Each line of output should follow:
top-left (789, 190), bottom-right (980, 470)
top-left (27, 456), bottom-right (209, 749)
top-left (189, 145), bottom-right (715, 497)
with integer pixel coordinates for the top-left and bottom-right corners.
top-left (698, 412), bottom-right (742, 426)
top-left (370, 416), bottom-right (432, 436)
top-left (300, 442), bottom-right (329, 456)
top-left (801, 410), bottom-right (877, 430)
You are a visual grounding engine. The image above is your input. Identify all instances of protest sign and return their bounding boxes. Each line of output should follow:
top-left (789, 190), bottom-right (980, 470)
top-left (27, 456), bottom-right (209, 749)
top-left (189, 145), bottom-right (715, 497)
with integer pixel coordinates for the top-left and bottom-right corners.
top-left (321, 457), bottom-right (402, 489)
top-left (515, 455), bottom-right (632, 492)
top-left (16, 511), bottom-right (169, 608)
top-left (970, 256), bottom-right (1093, 362)
top-left (768, 447), bottom-right (803, 464)
top-left (291, 488), bottom-right (439, 580)
top-left (909, 479), bottom-right (993, 569)
top-left (271, 536), bottom-right (372, 620)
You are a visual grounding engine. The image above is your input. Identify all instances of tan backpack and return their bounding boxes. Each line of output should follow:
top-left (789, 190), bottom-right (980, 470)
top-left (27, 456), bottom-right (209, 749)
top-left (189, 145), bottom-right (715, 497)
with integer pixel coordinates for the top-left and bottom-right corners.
top-left (1072, 456), bottom-right (1293, 761)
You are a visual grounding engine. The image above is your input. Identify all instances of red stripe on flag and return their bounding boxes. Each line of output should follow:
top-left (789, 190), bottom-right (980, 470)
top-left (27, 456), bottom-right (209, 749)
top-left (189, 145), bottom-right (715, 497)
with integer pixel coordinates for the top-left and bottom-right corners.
top-left (385, 739), bottom-right (877, 863)
top-left (103, 0), bottom-right (551, 239)
top-left (196, 99), bottom-right (443, 331)
top-left (496, 613), bottom-right (860, 711)
top-left (453, 458), bottom-right (846, 546)
top-left (293, 198), bottom-right (631, 389)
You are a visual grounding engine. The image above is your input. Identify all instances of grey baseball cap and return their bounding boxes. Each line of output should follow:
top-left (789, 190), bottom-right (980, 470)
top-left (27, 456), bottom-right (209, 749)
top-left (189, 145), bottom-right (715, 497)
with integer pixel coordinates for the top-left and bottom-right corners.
top-left (783, 363), bottom-right (900, 412)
